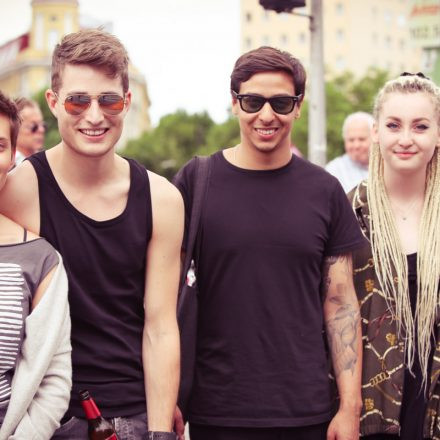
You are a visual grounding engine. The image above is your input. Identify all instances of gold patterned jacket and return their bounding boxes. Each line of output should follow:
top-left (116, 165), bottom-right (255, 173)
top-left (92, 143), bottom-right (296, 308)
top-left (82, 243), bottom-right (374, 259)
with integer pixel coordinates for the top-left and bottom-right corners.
top-left (349, 181), bottom-right (440, 439)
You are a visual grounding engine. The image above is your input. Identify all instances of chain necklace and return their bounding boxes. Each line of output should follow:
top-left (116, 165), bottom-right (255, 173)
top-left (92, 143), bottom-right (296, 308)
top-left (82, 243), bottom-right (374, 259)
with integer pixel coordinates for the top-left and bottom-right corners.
top-left (390, 196), bottom-right (421, 221)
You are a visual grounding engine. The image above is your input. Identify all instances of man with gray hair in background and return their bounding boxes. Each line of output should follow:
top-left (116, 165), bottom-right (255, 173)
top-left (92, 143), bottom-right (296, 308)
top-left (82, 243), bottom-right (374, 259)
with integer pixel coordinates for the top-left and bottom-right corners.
top-left (325, 111), bottom-right (374, 192)
top-left (14, 98), bottom-right (46, 165)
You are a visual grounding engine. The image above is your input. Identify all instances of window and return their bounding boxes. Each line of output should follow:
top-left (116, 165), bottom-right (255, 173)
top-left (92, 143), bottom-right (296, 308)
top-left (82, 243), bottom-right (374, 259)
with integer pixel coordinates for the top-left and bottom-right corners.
top-left (397, 14), bottom-right (406, 27)
top-left (384, 10), bottom-right (392, 23)
top-left (48, 30), bottom-right (59, 51)
top-left (385, 35), bottom-right (392, 49)
top-left (245, 12), bottom-right (252, 22)
top-left (64, 12), bottom-right (73, 34)
top-left (245, 37), bottom-right (252, 49)
top-left (280, 34), bottom-right (288, 46)
top-left (298, 32), bottom-right (306, 44)
top-left (335, 2), bottom-right (344, 15)
top-left (35, 13), bottom-right (44, 50)
top-left (336, 29), bottom-right (344, 42)
top-left (336, 56), bottom-right (345, 71)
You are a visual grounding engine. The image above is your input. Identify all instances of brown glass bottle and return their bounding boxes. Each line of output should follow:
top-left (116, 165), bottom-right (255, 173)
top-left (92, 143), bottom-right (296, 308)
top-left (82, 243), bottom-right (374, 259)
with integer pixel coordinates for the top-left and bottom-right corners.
top-left (79, 390), bottom-right (119, 440)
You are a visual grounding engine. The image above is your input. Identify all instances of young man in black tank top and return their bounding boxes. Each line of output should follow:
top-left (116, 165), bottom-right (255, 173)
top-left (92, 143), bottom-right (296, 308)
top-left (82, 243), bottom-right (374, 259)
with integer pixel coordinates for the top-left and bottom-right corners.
top-left (0, 29), bottom-right (183, 440)
top-left (173, 47), bottom-right (365, 440)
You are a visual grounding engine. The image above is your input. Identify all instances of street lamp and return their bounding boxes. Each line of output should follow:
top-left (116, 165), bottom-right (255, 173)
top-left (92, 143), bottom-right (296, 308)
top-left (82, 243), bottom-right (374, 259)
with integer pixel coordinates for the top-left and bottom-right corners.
top-left (258, 0), bottom-right (326, 166)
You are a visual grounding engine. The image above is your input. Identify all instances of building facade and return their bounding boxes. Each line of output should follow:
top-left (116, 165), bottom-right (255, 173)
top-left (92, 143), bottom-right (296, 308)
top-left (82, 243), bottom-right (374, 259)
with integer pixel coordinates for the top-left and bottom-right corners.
top-left (241, 0), bottom-right (425, 78)
top-left (0, 0), bottom-right (151, 148)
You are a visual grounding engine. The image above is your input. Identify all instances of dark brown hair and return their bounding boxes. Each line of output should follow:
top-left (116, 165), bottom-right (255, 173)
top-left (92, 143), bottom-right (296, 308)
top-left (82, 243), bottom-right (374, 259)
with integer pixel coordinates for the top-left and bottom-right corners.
top-left (230, 46), bottom-right (306, 100)
top-left (0, 91), bottom-right (21, 151)
top-left (51, 29), bottom-right (129, 93)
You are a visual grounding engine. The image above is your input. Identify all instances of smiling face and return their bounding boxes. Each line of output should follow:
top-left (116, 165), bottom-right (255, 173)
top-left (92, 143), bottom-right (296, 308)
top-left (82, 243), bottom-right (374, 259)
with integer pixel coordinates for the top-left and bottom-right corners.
top-left (232, 71), bottom-right (301, 158)
top-left (46, 64), bottom-right (131, 159)
top-left (374, 91), bottom-right (440, 178)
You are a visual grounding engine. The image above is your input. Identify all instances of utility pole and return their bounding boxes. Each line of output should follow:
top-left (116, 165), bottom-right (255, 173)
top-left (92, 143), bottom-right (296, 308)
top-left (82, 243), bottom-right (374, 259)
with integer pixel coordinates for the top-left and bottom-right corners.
top-left (308, 0), bottom-right (326, 166)
top-left (259, 0), bottom-right (326, 166)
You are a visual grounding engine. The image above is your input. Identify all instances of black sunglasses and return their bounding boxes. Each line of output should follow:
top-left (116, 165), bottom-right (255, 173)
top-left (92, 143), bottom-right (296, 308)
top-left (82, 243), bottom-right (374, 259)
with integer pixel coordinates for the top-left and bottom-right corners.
top-left (232, 91), bottom-right (302, 115)
top-left (400, 71), bottom-right (431, 80)
top-left (29, 122), bottom-right (47, 133)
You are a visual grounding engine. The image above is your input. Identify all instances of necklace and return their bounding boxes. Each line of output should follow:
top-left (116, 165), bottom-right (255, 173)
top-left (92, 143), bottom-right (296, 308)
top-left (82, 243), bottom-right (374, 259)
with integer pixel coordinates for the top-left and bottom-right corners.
top-left (390, 196), bottom-right (421, 221)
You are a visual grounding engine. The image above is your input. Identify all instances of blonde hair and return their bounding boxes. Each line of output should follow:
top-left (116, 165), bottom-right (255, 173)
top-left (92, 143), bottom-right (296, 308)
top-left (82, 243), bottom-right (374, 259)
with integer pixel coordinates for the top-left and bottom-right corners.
top-left (368, 74), bottom-right (440, 387)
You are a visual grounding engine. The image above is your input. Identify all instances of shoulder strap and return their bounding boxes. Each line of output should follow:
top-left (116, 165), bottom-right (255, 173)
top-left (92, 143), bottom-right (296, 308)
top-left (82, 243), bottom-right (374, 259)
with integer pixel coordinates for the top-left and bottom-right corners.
top-left (180, 156), bottom-right (211, 288)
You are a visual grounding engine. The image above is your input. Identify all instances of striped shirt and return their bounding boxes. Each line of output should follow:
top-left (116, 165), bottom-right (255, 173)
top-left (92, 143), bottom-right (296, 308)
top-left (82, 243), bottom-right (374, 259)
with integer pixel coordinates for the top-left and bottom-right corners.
top-left (0, 238), bottom-right (58, 412)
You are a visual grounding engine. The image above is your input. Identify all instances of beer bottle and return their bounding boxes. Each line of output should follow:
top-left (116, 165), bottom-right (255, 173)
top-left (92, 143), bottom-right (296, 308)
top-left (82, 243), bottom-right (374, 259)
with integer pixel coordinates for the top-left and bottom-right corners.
top-left (79, 389), bottom-right (119, 440)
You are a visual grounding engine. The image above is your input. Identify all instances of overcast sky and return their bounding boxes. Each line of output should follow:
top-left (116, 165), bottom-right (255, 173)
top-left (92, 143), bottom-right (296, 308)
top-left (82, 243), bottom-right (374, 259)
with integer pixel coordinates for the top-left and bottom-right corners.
top-left (0, 0), bottom-right (241, 125)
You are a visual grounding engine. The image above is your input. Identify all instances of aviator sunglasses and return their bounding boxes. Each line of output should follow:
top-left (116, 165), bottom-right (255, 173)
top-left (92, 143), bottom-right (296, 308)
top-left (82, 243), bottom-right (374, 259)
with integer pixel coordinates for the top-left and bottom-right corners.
top-left (55, 92), bottom-right (126, 116)
top-left (232, 90), bottom-right (302, 115)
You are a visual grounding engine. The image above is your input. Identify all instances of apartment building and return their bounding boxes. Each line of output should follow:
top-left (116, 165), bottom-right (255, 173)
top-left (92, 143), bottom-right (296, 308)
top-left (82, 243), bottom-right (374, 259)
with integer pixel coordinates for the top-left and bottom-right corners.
top-left (241, 0), bottom-right (425, 78)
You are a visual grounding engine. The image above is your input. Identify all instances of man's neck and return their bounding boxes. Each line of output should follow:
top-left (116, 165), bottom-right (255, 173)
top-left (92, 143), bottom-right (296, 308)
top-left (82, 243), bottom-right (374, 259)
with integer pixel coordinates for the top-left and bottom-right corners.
top-left (47, 142), bottom-right (121, 188)
top-left (230, 142), bottom-right (293, 171)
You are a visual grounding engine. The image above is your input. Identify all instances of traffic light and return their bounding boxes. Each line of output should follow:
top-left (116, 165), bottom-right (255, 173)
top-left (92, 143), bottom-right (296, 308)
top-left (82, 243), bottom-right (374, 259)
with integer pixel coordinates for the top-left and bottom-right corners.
top-left (259, 0), bottom-right (306, 13)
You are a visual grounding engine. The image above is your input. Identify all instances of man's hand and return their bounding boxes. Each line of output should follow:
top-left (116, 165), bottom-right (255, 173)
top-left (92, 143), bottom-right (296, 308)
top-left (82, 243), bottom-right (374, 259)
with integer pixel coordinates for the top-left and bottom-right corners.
top-left (173, 406), bottom-right (185, 440)
top-left (327, 406), bottom-right (360, 440)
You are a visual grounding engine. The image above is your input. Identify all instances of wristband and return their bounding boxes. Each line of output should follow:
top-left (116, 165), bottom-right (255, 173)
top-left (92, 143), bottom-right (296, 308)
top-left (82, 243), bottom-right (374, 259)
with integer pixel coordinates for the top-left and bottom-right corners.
top-left (147, 431), bottom-right (177, 440)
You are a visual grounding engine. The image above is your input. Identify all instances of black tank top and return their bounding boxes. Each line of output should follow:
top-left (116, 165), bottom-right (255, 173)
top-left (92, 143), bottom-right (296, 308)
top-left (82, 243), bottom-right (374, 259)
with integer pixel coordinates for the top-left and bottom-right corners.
top-left (29, 152), bottom-right (152, 417)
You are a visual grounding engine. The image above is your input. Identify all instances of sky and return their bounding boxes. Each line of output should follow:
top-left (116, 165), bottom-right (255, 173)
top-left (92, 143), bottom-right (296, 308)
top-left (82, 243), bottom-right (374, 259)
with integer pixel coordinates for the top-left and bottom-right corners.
top-left (0, 0), bottom-right (241, 125)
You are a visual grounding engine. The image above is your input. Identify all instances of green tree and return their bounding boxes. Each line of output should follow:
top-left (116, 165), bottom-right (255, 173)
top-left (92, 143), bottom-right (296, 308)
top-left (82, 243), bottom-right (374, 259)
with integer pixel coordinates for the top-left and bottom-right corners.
top-left (122, 110), bottom-right (214, 180)
top-left (203, 116), bottom-right (240, 155)
top-left (33, 87), bottom-right (61, 149)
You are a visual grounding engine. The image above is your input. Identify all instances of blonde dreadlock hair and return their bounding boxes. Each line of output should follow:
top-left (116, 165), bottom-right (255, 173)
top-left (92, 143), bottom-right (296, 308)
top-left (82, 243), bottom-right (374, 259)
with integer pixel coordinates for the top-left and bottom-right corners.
top-left (368, 74), bottom-right (440, 387)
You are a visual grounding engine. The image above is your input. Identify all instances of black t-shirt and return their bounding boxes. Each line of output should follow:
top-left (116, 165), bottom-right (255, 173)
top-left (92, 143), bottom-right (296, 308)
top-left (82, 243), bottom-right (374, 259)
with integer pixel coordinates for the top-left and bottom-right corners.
top-left (399, 253), bottom-right (433, 440)
top-left (175, 151), bottom-right (365, 427)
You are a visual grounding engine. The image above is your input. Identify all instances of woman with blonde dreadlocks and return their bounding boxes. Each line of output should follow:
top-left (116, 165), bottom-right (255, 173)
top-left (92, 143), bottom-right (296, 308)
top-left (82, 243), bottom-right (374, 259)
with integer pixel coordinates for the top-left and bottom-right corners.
top-left (349, 72), bottom-right (440, 440)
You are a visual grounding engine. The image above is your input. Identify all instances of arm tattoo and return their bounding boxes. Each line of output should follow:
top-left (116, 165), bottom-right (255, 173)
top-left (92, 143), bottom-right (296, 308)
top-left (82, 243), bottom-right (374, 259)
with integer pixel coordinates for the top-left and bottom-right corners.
top-left (322, 254), bottom-right (360, 377)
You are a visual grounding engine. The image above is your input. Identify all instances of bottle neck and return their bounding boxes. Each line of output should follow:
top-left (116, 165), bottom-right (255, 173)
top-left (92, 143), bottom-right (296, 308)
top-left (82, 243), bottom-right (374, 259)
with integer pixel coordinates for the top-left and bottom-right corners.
top-left (81, 398), bottom-right (101, 420)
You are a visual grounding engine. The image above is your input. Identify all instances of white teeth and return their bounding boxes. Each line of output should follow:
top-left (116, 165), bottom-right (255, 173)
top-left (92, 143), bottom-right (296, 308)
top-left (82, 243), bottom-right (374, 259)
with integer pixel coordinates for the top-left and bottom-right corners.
top-left (256, 128), bottom-right (276, 135)
top-left (80, 129), bottom-right (106, 136)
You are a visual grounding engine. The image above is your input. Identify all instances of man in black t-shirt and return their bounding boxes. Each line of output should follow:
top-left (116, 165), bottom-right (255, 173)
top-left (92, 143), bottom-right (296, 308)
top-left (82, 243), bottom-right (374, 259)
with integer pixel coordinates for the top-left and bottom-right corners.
top-left (173, 47), bottom-right (365, 440)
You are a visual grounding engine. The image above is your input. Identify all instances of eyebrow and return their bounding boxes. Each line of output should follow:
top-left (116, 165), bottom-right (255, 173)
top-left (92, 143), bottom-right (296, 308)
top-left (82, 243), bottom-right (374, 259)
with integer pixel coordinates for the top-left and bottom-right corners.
top-left (66, 91), bottom-right (121, 95)
top-left (386, 116), bottom-right (430, 122)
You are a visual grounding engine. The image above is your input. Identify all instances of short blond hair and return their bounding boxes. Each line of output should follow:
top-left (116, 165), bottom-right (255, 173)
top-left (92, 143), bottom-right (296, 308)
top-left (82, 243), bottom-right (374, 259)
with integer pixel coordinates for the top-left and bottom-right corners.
top-left (51, 29), bottom-right (129, 93)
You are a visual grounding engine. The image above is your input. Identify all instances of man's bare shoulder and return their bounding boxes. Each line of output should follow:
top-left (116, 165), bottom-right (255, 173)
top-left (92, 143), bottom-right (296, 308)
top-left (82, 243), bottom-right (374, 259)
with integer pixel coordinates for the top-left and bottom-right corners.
top-left (147, 170), bottom-right (183, 208)
top-left (0, 161), bottom-right (39, 231)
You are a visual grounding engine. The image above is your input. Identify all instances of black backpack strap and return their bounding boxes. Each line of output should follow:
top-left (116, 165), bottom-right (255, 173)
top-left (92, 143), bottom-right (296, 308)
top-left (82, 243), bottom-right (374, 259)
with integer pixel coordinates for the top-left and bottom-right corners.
top-left (180, 155), bottom-right (211, 289)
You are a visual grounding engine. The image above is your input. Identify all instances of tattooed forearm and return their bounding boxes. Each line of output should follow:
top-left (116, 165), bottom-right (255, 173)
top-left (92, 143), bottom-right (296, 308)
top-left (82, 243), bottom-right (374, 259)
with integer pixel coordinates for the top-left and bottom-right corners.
top-left (322, 254), bottom-right (360, 377)
top-left (326, 301), bottom-right (360, 377)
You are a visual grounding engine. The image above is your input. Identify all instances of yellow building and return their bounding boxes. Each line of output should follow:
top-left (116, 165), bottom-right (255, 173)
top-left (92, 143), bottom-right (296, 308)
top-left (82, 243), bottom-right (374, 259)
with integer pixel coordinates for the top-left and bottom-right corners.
top-left (241, 0), bottom-right (425, 78)
top-left (0, 0), bottom-right (151, 148)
